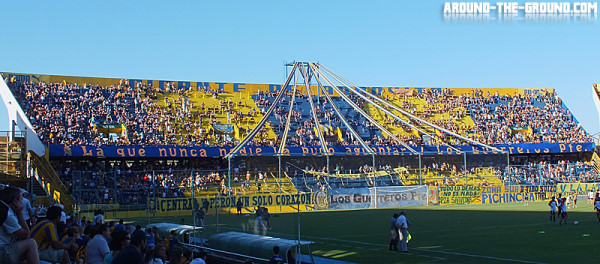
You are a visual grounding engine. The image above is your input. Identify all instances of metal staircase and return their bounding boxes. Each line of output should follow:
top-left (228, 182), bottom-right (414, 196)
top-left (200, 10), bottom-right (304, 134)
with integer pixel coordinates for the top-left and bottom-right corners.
top-left (29, 151), bottom-right (74, 214)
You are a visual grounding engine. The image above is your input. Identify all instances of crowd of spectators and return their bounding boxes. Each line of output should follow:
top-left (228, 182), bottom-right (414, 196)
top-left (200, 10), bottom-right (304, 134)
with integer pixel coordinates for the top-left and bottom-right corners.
top-left (6, 77), bottom-right (599, 206)
top-left (387, 88), bottom-right (592, 145)
top-left (51, 159), bottom-right (231, 205)
top-left (7, 79), bottom-right (254, 147)
top-left (0, 185), bottom-right (207, 264)
top-left (6, 77), bottom-right (593, 148)
top-left (465, 89), bottom-right (591, 144)
top-left (255, 90), bottom-right (409, 147)
top-left (43, 155), bottom-right (600, 206)
top-left (502, 160), bottom-right (599, 185)
top-left (50, 158), bottom-right (290, 205)
top-left (293, 159), bottom-right (600, 191)
top-left (404, 159), bottom-right (599, 186)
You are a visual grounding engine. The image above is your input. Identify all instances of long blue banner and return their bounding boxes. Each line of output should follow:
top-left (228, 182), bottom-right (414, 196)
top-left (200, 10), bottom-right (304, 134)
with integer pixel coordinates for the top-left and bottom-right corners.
top-left (49, 142), bottom-right (595, 158)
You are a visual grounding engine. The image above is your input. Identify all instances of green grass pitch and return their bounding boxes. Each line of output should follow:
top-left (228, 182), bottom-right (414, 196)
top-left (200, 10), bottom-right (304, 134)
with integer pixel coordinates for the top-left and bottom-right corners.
top-left (124, 201), bottom-right (599, 263)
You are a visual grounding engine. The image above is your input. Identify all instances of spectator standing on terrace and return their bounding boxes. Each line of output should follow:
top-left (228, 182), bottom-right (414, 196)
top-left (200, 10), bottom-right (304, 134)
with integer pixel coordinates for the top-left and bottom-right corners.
top-left (21, 191), bottom-right (35, 227)
top-left (54, 203), bottom-right (68, 224)
top-left (166, 230), bottom-right (179, 258)
top-left (145, 228), bottom-right (156, 251)
top-left (548, 196), bottom-right (557, 223)
top-left (93, 209), bottom-right (105, 225)
top-left (396, 211), bottom-right (409, 253)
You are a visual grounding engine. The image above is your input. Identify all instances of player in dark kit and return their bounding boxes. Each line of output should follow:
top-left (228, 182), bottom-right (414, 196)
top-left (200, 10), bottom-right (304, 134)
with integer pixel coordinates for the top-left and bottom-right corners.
top-left (389, 213), bottom-right (399, 251)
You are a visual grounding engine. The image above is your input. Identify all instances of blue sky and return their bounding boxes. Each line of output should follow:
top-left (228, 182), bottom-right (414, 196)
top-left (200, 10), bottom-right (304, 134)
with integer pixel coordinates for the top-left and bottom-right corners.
top-left (1, 0), bottom-right (599, 135)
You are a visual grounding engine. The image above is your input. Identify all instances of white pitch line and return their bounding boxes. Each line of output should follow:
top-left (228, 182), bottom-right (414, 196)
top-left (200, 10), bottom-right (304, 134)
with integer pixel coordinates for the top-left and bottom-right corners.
top-left (415, 248), bottom-right (547, 264)
top-left (336, 222), bottom-right (548, 240)
top-left (417, 254), bottom-right (447, 262)
top-left (299, 236), bottom-right (547, 264)
top-left (416, 222), bottom-right (547, 234)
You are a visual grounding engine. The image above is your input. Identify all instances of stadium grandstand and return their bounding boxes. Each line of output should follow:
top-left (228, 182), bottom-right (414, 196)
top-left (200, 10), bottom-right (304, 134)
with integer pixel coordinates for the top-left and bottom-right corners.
top-left (0, 62), bottom-right (597, 217)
